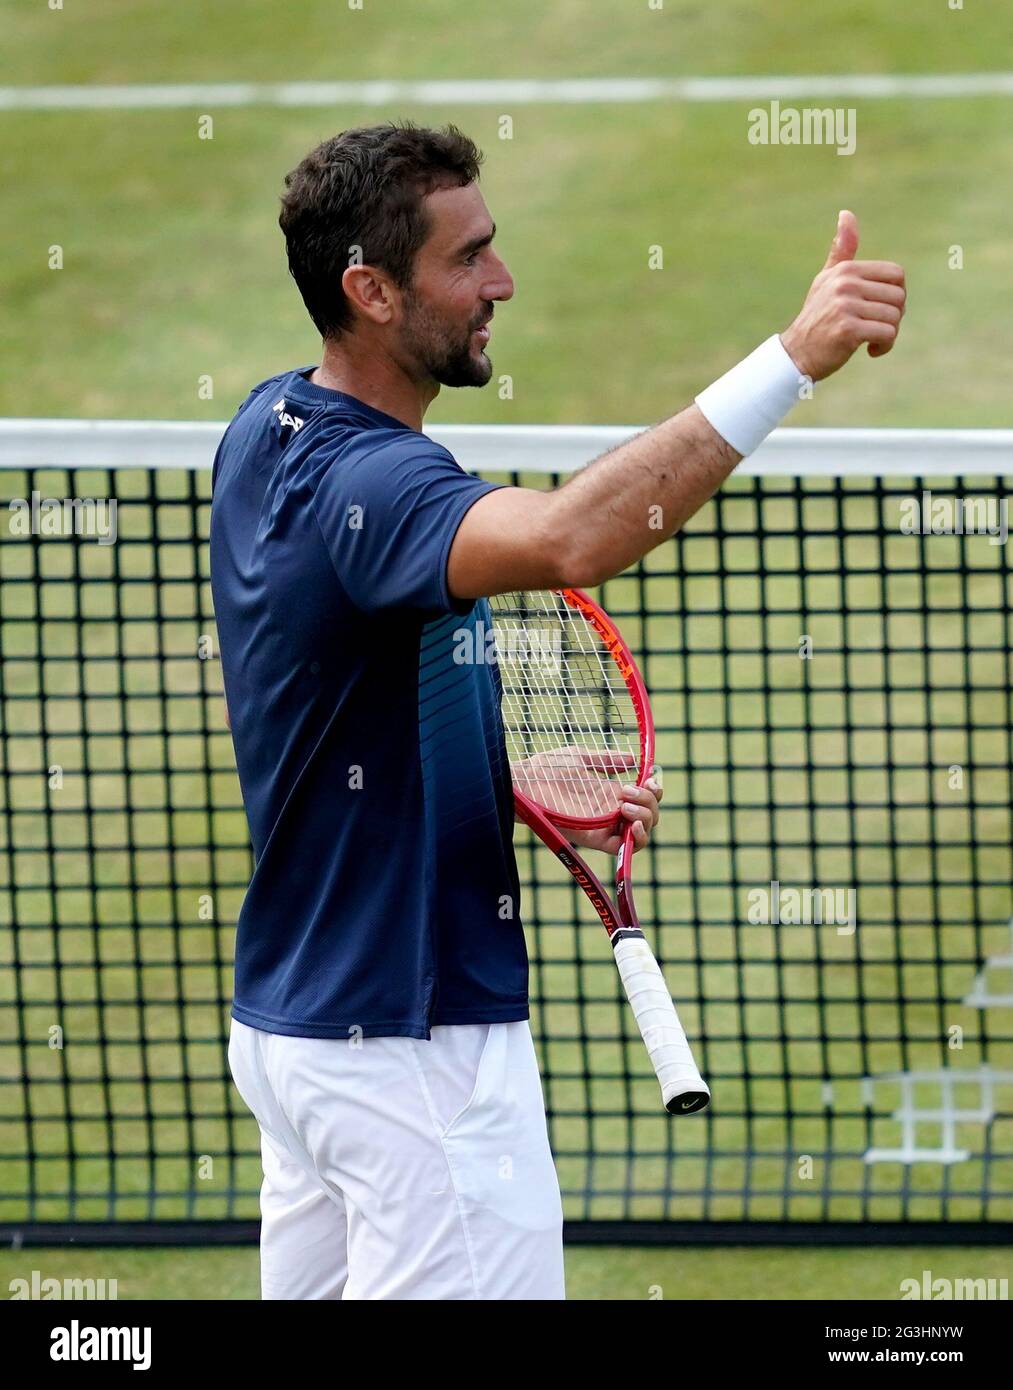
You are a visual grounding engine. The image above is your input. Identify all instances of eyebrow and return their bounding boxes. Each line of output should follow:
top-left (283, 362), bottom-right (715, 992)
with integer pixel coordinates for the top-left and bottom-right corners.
top-left (453, 222), bottom-right (496, 258)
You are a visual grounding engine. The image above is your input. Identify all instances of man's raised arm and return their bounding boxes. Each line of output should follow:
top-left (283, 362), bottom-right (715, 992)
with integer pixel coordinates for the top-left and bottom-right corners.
top-left (448, 210), bottom-right (906, 600)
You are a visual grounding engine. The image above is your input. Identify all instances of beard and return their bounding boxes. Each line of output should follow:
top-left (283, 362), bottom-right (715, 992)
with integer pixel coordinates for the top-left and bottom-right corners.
top-left (401, 288), bottom-right (492, 388)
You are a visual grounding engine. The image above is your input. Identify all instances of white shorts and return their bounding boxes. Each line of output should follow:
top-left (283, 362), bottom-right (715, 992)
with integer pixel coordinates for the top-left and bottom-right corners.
top-left (228, 1017), bottom-right (565, 1300)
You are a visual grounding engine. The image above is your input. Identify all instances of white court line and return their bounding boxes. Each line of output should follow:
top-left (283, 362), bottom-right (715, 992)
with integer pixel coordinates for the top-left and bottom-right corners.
top-left (2, 74), bottom-right (1013, 111)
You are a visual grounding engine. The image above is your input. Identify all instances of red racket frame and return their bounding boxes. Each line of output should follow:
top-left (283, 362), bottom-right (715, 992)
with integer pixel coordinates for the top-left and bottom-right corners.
top-left (509, 587), bottom-right (655, 939)
top-left (504, 587), bottom-right (709, 1115)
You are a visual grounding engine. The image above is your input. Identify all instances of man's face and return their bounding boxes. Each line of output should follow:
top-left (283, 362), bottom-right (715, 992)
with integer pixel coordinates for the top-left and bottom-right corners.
top-left (398, 182), bottom-right (514, 388)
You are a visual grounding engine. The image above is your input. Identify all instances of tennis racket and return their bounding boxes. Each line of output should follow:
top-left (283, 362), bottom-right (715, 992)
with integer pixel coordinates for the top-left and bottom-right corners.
top-left (488, 588), bottom-right (710, 1115)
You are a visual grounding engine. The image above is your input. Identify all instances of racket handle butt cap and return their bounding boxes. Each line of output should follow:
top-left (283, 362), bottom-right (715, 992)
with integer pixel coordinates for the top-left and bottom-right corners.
top-left (664, 1088), bottom-right (711, 1115)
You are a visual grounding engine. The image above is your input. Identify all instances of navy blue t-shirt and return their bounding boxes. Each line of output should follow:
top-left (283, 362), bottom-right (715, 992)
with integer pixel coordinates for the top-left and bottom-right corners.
top-left (210, 368), bottom-right (527, 1039)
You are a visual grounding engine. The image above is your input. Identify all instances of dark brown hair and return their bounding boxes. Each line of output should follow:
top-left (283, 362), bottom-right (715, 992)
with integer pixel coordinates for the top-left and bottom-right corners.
top-left (278, 122), bottom-right (484, 340)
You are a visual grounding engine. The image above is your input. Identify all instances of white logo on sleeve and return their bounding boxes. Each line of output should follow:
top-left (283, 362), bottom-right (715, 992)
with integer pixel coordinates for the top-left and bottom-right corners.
top-left (272, 398), bottom-right (305, 432)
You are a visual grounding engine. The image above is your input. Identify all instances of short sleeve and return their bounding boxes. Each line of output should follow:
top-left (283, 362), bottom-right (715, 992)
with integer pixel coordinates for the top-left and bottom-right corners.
top-left (313, 438), bottom-right (501, 615)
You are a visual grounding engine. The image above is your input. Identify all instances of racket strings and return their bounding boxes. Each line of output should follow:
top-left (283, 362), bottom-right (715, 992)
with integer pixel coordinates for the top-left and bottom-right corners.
top-left (488, 590), bottom-right (642, 820)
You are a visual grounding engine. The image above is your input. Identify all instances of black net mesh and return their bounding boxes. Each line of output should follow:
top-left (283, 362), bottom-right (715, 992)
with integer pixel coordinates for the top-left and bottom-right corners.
top-left (2, 462), bottom-right (1012, 1230)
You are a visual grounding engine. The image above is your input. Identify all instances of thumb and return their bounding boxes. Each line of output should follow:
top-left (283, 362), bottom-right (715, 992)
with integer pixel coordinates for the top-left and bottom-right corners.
top-left (823, 209), bottom-right (859, 269)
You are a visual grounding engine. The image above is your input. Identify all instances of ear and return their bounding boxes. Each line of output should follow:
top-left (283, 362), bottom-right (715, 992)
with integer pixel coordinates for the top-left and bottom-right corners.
top-left (340, 263), bottom-right (395, 326)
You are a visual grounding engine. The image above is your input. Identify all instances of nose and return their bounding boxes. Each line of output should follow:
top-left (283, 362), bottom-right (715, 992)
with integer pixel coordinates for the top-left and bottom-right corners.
top-left (486, 251), bottom-right (515, 303)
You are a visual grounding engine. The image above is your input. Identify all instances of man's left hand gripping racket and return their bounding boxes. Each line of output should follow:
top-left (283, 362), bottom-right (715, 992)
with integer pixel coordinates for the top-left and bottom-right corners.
top-left (488, 589), bottom-right (710, 1115)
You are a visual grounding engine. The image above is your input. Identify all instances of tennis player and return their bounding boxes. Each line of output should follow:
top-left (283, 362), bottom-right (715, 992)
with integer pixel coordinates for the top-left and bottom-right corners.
top-left (211, 122), bottom-right (905, 1300)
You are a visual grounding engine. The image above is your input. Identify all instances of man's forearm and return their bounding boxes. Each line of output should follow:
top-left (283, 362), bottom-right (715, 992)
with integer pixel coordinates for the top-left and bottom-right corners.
top-left (540, 211), bottom-right (906, 591)
top-left (545, 402), bottom-right (742, 587)
top-left (446, 211), bottom-right (905, 602)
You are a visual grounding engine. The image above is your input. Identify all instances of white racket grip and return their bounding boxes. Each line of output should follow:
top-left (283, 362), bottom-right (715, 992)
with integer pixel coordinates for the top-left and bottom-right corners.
top-left (613, 936), bottom-right (710, 1113)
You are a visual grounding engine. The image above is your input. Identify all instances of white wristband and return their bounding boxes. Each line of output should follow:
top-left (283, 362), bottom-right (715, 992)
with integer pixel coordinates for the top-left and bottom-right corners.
top-left (694, 334), bottom-right (809, 457)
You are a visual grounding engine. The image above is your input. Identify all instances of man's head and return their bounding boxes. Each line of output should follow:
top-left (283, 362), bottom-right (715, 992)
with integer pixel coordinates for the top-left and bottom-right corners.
top-left (279, 122), bottom-right (513, 389)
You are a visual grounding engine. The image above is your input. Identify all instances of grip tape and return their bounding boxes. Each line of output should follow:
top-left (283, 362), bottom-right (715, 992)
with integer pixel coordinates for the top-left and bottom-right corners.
top-left (613, 936), bottom-right (710, 1113)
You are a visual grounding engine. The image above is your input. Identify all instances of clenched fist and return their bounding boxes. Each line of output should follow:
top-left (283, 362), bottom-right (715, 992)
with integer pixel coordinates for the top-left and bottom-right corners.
top-left (780, 210), bottom-right (906, 382)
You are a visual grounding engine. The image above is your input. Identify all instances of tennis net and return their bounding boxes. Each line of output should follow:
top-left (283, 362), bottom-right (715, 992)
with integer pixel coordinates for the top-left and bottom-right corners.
top-left (2, 419), bottom-right (1012, 1241)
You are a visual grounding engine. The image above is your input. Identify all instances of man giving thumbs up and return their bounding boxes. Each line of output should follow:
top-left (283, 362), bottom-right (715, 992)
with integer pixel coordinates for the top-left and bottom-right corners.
top-left (449, 207), bottom-right (907, 597)
top-left (781, 210), bottom-right (906, 375)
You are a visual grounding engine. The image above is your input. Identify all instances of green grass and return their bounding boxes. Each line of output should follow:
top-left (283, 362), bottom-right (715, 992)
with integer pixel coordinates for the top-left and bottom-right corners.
top-left (2, 97), bottom-right (1011, 426)
top-left (2, 5), bottom-right (1012, 422)
top-left (0, 1244), bottom-right (1009, 1300)
top-left (4, 0), bottom-right (1010, 86)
